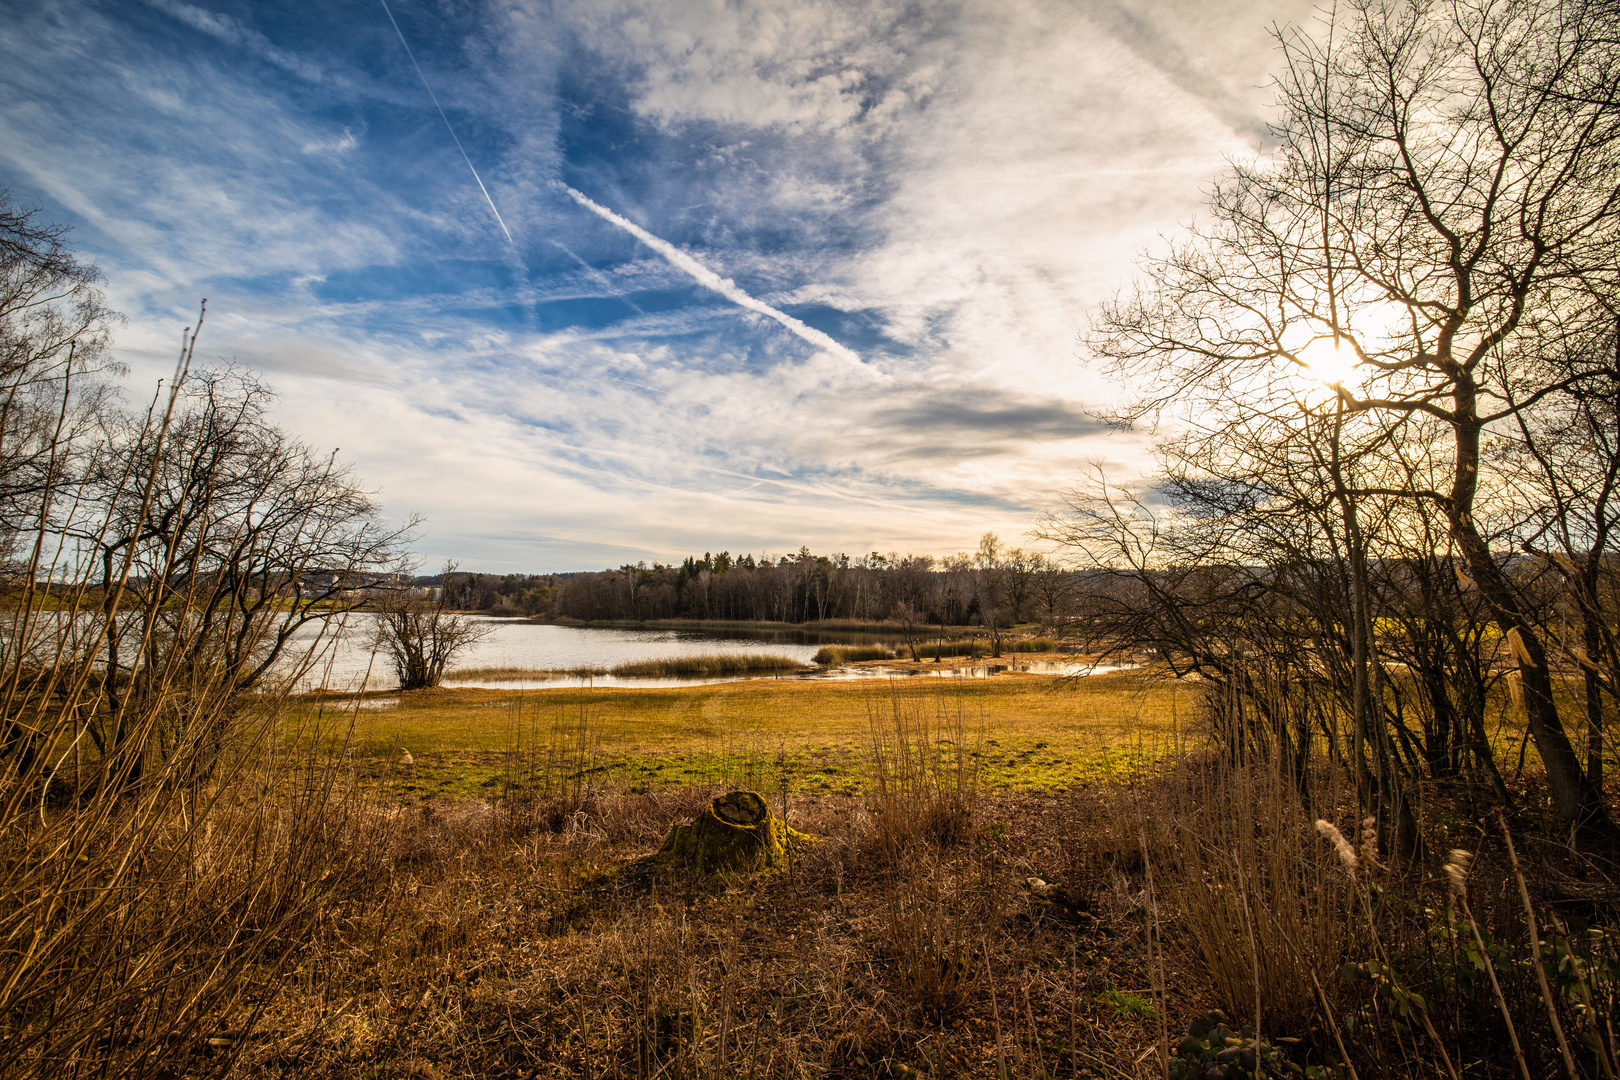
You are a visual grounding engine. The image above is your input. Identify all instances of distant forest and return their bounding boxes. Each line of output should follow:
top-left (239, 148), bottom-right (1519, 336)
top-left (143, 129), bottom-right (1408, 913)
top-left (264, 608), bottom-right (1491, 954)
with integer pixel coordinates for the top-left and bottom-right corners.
top-left (437, 537), bottom-right (1071, 626)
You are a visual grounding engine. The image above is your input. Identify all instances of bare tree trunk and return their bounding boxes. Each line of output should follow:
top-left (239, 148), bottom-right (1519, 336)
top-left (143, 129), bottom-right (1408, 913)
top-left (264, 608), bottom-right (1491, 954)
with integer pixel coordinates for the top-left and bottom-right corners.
top-left (1456, 521), bottom-right (1611, 833)
top-left (1450, 391), bottom-right (1612, 833)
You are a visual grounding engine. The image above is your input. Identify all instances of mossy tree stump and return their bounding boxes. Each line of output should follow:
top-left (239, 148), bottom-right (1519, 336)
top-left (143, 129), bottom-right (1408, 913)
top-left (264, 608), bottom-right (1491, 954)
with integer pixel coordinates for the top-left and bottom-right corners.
top-left (658, 791), bottom-right (809, 874)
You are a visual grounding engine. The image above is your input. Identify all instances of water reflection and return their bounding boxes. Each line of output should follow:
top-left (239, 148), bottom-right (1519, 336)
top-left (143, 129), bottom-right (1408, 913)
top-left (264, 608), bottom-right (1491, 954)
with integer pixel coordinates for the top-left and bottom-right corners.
top-left (437, 658), bottom-right (1133, 690)
top-left (282, 617), bottom-right (1119, 692)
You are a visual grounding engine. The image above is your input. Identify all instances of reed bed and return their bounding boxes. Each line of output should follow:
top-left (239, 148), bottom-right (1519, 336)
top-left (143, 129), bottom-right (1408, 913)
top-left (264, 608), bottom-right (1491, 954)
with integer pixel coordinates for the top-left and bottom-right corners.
top-left (921, 639), bottom-right (987, 659)
top-left (607, 652), bottom-right (808, 677)
top-left (444, 656), bottom-right (811, 683)
top-left (811, 644), bottom-right (895, 664)
top-left (444, 663), bottom-right (609, 681)
top-left (552, 617), bottom-right (906, 636)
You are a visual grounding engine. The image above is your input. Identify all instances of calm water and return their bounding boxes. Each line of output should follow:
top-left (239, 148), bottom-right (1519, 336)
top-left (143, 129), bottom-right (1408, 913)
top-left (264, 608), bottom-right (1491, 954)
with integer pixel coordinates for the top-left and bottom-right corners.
top-left (284, 618), bottom-right (841, 691)
top-left (279, 618), bottom-right (1122, 691)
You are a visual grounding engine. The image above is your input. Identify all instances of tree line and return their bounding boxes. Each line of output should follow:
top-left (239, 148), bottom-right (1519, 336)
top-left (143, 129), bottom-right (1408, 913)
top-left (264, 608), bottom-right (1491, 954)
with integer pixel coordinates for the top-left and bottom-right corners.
top-left (535, 536), bottom-right (1077, 633)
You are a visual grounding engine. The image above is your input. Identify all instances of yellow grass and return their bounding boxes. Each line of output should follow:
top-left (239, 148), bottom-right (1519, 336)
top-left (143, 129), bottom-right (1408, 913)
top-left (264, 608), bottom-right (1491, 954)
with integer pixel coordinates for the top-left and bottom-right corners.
top-left (305, 669), bottom-right (1191, 798)
top-left (299, 660), bottom-right (1596, 802)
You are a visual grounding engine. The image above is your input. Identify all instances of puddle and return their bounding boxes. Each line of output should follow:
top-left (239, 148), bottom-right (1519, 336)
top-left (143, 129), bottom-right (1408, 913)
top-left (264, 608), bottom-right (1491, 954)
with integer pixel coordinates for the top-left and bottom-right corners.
top-left (334, 696), bottom-right (400, 711)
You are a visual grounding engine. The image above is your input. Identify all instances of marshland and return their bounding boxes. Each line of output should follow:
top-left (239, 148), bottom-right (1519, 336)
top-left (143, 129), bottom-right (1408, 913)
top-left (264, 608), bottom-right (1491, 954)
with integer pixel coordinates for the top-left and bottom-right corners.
top-left (6, 1), bottom-right (1620, 1078)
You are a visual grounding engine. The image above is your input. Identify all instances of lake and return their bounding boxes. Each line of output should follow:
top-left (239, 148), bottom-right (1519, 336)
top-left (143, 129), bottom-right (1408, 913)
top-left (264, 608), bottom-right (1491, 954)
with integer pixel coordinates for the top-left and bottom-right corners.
top-left (281, 618), bottom-right (1120, 691)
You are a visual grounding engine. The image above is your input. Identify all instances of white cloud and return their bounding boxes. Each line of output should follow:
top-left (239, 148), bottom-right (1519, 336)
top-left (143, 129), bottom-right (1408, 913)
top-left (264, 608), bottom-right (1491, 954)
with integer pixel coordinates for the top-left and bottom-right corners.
top-left (301, 129), bottom-right (359, 155)
top-left (1, 0), bottom-right (1324, 570)
top-left (141, 0), bottom-right (328, 83)
top-left (559, 0), bottom-right (935, 136)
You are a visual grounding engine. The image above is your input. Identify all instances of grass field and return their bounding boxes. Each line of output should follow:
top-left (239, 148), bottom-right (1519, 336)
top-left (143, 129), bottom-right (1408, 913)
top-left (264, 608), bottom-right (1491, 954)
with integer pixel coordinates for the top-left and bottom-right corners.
top-left (307, 669), bottom-right (1192, 801)
top-left (66, 660), bottom-right (1591, 1080)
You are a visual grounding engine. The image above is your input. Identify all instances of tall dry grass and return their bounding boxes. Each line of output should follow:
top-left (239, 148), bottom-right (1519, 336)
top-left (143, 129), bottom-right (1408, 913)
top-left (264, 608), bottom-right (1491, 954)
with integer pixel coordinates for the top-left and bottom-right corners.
top-left (863, 680), bottom-right (983, 863)
top-left (1119, 661), bottom-right (1620, 1080)
top-left (0, 650), bottom-right (395, 1080)
top-left (500, 696), bottom-right (607, 833)
top-left (811, 644), bottom-right (894, 665)
top-left (1150, 747), bottom-right (1349, 1032)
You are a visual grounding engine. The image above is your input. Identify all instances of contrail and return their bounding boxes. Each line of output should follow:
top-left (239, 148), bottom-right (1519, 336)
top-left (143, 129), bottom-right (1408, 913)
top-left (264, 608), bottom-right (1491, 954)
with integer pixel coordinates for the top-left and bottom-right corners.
top-left (378, 0), bottom-right (513, 244)
top-left (551, 240), bottom-right (646, 316)
top-left (561, 185), bottom-right (863, 366)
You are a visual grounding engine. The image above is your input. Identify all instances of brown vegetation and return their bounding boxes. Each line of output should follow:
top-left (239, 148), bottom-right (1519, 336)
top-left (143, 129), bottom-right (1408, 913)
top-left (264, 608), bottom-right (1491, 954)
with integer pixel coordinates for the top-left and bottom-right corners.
top-left (127, 673), bottom-right (1618, 1080)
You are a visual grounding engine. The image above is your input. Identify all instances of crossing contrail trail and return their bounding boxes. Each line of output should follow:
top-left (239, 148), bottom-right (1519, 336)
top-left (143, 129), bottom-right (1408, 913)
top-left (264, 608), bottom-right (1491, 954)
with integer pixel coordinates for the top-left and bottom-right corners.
top-left (550, 240), bottom-right (647, 316)
top-left (561, 185), bottom-right (863, 367)
top-left (378, 0), bottom-right (513, 244)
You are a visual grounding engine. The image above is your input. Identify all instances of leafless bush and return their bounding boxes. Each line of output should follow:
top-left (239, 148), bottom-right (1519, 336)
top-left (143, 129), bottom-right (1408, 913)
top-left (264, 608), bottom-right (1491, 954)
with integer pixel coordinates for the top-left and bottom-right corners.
top-left (0, 696), bottom-right (396, 1080)
top-left (0, 218), bottom-right (409, 1077)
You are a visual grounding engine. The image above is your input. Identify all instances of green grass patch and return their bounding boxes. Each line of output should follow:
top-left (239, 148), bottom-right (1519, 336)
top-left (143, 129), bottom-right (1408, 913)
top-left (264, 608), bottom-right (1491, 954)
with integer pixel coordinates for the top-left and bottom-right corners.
top-left (1097, 988), bottom-right (1155, 1022)
top-left (309, 669), bottom-right (1193, 799)
top-left (317, 662), bottom-right (1610, 804)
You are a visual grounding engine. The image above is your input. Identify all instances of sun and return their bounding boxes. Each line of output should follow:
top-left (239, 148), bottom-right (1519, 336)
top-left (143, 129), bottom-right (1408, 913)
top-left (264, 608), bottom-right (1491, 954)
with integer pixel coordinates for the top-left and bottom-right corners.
top-left (1298, 335), bottom-right (1360, 387)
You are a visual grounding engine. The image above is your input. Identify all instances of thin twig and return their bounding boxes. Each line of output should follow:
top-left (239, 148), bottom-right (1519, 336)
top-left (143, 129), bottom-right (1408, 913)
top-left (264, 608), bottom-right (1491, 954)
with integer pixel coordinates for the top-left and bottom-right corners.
top-left (1464, 889), bottom-right (1534, 1080)
top-left (1498, 809), bottom-right (1580, 1079)
top-left (1139, 826), bottom-right (1170, 1080)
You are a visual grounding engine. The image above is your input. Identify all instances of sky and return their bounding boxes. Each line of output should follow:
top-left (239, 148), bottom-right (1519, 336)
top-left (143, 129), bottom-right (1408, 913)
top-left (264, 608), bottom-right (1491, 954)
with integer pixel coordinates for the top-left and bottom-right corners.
top-left (0, 0), bottom-right (1319, 572)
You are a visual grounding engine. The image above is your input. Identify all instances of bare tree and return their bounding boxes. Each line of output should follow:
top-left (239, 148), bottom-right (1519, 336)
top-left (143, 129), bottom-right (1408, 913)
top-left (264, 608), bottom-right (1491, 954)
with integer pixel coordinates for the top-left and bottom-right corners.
top-left (374, 563), bottom-right (492, 690)
top-left (998, 546), bottom-right (1042, 624)
top-left (1506, 318), bottom-right (1620, 788)
top-left (1089, 0), bottom-right (1620, 831)
top-left (1030, 555), bottom-right (1074, 633)
top-left (892, 600), bottom-right (924, 662)
top-left (90, 369), bottom-right (411, 684)
top-left (52, 364), bottom-right (414, 783)
top-left (974, 533), bottom-right (1010, 656)
top-left (0, 192), bottom-right (118, 543)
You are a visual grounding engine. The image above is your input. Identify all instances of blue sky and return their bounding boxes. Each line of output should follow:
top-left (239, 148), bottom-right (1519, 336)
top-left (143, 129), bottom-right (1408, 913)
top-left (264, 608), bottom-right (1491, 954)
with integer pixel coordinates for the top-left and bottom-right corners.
top-left (0, 0), bottom-right (1315, 571)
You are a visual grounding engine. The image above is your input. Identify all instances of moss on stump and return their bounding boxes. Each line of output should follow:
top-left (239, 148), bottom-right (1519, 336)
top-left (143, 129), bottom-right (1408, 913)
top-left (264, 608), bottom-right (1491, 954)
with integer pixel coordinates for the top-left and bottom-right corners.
top-left (658, 791), bottom-right (812, 874)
